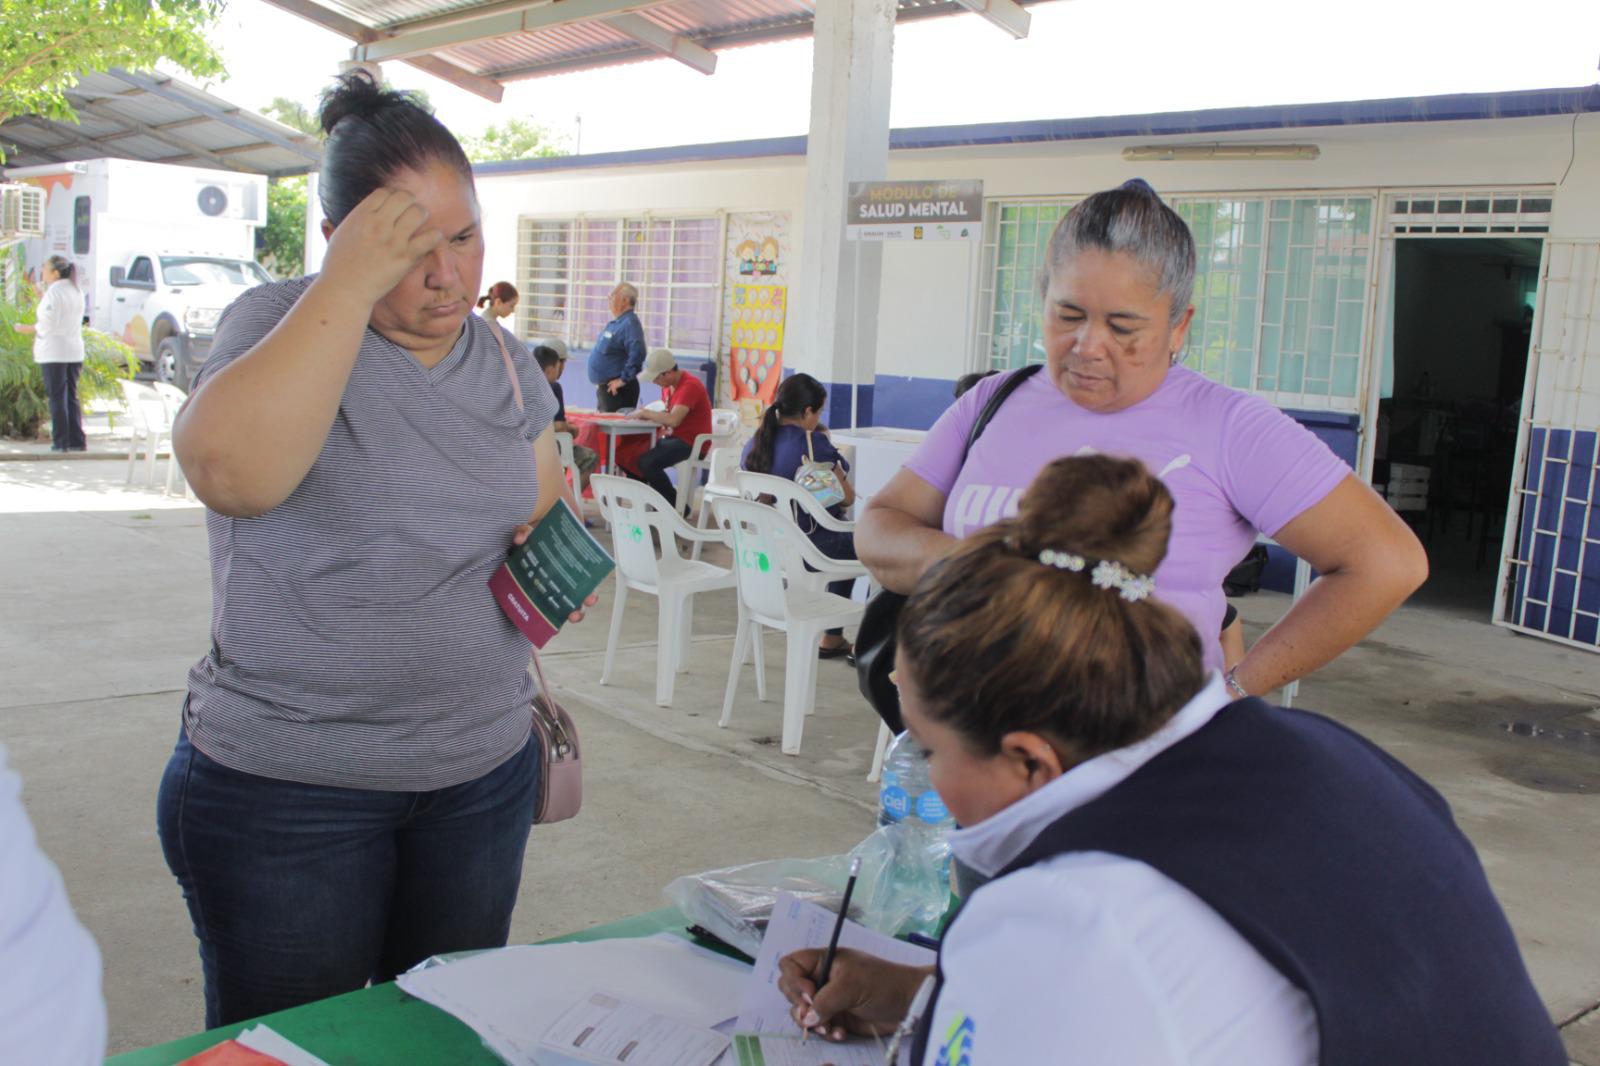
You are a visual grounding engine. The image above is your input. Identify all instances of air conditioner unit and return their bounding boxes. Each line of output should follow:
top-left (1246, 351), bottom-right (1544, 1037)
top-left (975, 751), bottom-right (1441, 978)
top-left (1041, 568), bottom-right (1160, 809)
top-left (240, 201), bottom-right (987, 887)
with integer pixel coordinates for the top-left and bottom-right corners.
top-left (190, 178), bottom-right (264, 225)
top-left (0, 183), bottom-right (46, 240)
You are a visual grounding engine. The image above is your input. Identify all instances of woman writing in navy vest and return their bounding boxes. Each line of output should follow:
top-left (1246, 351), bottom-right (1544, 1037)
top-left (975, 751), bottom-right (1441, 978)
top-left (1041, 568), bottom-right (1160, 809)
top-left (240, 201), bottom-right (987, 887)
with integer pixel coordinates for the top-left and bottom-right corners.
top-left (778, 454), bottom-right (1562, 1065)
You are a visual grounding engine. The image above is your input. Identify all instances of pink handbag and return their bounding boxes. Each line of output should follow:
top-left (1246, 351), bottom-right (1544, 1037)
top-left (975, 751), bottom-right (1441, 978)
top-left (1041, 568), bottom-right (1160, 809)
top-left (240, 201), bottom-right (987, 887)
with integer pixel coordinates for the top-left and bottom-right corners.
top-left (489, 318), bottom-right (583, 824)
top-left (528, 646), bottom-right (582, 823)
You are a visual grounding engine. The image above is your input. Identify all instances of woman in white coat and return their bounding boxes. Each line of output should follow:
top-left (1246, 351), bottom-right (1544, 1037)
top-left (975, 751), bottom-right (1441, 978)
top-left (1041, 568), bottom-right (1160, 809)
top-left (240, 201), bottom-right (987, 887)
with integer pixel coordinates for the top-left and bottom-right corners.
top-left (778, 455), bottom-right (1562, 1066)
top-left (15, 256), bottom-right (88, 452)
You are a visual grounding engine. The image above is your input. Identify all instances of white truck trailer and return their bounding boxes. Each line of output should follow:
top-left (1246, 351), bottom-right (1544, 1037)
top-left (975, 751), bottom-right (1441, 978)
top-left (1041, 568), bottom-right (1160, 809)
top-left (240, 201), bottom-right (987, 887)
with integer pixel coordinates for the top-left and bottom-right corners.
top-left (5, 158), bottom-right (271, 387)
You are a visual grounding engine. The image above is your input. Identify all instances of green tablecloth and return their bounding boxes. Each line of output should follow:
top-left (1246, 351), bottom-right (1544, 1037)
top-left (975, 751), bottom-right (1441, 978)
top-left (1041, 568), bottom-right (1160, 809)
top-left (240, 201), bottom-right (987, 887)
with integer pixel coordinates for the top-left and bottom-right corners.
top-left (108, 907), bottom-right (706, 1066)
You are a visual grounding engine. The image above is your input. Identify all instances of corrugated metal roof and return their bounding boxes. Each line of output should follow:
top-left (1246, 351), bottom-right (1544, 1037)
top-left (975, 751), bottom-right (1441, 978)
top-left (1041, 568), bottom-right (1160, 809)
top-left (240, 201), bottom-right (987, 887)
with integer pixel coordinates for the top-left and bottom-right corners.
top-left (267, 0), bottom-right (1051, 92)
top-left (0, 69), bottom-right (322, 178)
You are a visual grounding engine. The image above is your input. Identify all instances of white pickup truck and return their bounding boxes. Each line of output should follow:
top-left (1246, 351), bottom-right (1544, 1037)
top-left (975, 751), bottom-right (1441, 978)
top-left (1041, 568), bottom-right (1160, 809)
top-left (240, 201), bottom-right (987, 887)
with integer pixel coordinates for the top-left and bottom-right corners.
top-left (106, 251), bottom-right (272, 387)
top-left (7, 158), bottom-right (271, 388)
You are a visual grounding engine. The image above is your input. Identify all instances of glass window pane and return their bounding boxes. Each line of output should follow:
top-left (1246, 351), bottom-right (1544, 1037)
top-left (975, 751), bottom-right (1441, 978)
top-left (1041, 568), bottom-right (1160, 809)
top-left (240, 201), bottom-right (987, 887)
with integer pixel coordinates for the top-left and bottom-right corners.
top-left (1335, 301), bottom-right (1364, 355)
top-left (1332, 354), bottom-right (1360, 397)
top-left (1280, 351), bottom-right (1305, 392)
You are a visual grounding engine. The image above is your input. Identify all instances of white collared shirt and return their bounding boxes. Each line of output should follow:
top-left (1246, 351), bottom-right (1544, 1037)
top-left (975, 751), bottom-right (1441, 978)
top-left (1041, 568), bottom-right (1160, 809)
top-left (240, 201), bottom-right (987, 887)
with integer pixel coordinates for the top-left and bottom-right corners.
top-left (923, 675), bottom-right (1318, 1065)
top-left (32, 280), bottom-right (86, 364)
top-left (0, 745), bottom-right (105, 1064)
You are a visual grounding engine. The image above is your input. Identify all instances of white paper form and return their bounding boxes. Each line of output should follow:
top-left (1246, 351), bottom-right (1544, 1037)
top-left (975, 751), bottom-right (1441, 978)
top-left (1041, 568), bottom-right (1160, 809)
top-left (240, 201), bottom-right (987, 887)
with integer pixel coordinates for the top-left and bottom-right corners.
top-left (396, 936), bottom-right (751, 1065)
top-left (731, 1033), bottom-right (887, 1066)
top-left (735, 893), bottom-right (935, 1036)
top-left (540, 991), bottom-right (730, 1066)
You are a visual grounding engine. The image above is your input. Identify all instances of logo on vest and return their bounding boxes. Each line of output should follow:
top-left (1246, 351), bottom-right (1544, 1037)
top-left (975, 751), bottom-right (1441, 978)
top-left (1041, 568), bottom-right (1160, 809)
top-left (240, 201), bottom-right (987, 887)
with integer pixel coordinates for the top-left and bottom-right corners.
top-left (935, 1014), bottom-right (974, 1066)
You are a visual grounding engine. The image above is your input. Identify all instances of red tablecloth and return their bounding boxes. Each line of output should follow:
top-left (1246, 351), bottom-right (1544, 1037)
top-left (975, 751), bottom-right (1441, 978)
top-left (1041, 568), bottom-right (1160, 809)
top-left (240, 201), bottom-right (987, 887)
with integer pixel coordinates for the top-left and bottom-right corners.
top-left (565, 409), bottom-right (653, 478)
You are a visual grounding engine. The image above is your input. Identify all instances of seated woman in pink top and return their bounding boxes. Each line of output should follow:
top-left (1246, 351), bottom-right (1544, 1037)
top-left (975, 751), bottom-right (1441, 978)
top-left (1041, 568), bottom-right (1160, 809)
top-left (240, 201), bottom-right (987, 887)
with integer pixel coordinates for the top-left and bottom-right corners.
top-left (859, 180), bottom-right (1427, 699)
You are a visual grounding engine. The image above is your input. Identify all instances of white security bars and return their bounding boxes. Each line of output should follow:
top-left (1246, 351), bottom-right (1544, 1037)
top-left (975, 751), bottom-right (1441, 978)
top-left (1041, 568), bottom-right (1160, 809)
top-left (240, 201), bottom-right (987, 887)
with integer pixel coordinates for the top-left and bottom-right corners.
top-left (516, 215), bottom-right (721, 357)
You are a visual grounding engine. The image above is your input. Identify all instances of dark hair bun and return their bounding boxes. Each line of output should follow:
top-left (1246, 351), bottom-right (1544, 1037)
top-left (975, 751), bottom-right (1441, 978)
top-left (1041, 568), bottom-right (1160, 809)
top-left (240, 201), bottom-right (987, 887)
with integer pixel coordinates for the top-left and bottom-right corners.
top-left (1015, 454), bottom-right (1174, 577)
top-left (313, 70), bottom-right (472, 229)
top-left (319, 69), bottom-right (431, 136)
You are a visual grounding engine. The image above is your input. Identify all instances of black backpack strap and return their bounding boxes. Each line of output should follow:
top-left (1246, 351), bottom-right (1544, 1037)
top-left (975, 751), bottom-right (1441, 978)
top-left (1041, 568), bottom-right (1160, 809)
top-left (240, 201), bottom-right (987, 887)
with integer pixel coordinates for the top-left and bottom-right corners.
top-left (962, 363), bottom-right (1042, 459)
top-left (855, 363), bottom-right (1044, 732)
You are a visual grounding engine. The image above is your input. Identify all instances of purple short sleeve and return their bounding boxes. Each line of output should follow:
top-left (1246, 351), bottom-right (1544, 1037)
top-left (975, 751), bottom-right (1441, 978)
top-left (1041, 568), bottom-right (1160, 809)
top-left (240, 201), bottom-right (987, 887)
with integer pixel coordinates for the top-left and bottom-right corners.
top-left (902, 376), bottom-right (997, 495)
top-left (1217, 393), bottom-right (1351, 537)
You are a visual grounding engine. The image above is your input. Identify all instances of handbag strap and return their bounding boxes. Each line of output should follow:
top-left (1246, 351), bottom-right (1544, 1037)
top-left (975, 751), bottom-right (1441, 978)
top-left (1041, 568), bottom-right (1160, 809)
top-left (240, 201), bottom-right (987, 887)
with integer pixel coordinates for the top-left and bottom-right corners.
top-left (962, 363), bottom-right (1042, 461)
top-left (487, 317), bottom-right (525, 412)
top-left (486, 316), bottom-right (562, 724)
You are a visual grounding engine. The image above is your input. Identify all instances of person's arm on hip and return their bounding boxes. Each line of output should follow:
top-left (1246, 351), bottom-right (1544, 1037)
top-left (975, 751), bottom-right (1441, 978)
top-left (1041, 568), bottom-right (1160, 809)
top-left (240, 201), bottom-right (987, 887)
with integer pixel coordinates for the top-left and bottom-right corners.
top-left (1231, 475), bottom-right (1428, 695)
top-left (622, 316), bottom-right (647, 382)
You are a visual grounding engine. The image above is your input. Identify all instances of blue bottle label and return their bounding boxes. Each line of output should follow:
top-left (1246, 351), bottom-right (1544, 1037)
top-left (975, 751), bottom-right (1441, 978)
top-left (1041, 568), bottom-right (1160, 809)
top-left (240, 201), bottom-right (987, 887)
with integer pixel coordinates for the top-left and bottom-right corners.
top-left (880, 785), bottom-right (911, 823)
top-left (915, 791), bottom-right (949, 824)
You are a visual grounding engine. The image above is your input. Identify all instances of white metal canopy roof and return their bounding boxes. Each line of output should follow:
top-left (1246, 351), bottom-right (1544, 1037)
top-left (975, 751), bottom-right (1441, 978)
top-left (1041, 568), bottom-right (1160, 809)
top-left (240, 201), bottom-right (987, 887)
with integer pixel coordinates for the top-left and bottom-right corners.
top-left (264, 0), bottom-right (1050, 101)
top-left (0, 69), bottom-right (322, 178)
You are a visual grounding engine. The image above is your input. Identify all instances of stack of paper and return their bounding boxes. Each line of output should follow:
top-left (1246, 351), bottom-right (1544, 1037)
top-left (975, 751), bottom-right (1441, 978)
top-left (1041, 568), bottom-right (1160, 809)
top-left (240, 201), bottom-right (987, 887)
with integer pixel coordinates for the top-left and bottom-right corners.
top-left (731, 893), bottom-right (935, 1066)
top-left (396, 935), bottom-right (749, 1065)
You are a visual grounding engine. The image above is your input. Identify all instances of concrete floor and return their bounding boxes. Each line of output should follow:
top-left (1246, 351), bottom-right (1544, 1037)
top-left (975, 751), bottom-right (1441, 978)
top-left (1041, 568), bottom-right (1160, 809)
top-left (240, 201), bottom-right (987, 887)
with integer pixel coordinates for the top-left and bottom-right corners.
top-left (2, 457), bottom-right (1599, 1059)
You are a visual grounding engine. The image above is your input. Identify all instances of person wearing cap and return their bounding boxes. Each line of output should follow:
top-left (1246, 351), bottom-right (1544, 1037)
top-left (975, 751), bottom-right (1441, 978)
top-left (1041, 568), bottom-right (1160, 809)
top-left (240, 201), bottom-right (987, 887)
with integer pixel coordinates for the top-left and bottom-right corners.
top-left (586, 282), bottom-right (647, 412)
top-left (533, 338), bottom-right (599, 492)
top-left (632, 347), bottom-right (712, 511)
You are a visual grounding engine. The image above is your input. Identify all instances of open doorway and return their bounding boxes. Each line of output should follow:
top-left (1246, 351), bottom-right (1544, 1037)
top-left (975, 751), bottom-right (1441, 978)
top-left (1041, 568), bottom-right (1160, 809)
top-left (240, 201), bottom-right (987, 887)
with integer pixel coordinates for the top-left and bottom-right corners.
top-left (1376, 237), bottom-right (1541, 614)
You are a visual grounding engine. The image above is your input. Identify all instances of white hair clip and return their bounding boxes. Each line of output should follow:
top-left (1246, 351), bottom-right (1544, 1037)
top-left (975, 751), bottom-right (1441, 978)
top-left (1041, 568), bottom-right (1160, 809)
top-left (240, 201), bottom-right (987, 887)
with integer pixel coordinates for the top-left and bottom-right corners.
top-left (1090, 559), bottom-right (1156, 602)
top-left (1038, 550), bottom-right (1155, 602)
top-left (1038, 549), bottom-right (1086, 572)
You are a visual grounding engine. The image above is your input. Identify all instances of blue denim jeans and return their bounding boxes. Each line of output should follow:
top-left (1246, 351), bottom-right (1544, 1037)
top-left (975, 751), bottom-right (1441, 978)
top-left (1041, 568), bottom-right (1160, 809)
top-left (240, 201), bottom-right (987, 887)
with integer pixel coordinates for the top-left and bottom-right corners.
top-left (157, 725), bottom-right (539, 1028)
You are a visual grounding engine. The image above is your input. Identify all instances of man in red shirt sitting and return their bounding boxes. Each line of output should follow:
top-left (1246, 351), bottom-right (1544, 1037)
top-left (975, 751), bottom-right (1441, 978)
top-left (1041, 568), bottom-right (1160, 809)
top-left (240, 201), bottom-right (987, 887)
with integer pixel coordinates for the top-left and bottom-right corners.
top-left (633, 347), bottom-right (713, 514)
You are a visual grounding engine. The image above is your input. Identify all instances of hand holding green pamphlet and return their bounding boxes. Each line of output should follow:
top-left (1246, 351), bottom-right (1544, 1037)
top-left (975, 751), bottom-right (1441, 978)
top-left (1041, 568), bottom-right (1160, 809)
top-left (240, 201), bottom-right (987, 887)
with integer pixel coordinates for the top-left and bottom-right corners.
top-left (490, 499), bottom-right (615, 647)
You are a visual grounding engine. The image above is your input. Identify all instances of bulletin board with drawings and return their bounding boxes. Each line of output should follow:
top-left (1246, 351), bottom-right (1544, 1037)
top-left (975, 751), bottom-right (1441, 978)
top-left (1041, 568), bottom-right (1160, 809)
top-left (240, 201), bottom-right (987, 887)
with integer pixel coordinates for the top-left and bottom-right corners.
top-left (729, 283), bottom-right (786, 408)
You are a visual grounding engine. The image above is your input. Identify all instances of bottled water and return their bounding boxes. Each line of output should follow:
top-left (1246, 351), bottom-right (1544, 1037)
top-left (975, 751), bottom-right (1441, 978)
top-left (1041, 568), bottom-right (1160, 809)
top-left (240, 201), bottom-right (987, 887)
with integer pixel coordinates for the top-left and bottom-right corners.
top-left (877, 730), bottom-right (954, 831)
top-left (876, 731), bottom-right (955, 929)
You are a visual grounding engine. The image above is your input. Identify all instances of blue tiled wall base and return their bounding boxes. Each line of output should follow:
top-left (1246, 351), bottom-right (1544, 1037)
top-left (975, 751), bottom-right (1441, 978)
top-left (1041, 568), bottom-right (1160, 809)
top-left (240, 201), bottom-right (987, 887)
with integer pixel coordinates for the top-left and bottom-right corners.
top-left (1509, 428), bottom-right (1600, 647)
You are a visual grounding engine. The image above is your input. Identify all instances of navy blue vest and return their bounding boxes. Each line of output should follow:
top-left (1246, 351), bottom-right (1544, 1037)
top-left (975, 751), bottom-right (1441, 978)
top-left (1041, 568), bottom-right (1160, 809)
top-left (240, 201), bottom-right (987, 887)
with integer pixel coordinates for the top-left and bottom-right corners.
top-left (912, 699), bottom-right (1563, 1065)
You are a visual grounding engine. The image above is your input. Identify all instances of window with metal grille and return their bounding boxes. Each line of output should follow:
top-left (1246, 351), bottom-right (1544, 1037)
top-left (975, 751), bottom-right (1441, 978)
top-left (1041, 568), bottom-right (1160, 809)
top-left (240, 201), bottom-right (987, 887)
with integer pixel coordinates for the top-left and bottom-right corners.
top-left (1387, 188), bottom-right (1553, 235)
top-left (515, 215), bottom-right (720, 357)
top-left (977, 193), bottom-right (1376, 412)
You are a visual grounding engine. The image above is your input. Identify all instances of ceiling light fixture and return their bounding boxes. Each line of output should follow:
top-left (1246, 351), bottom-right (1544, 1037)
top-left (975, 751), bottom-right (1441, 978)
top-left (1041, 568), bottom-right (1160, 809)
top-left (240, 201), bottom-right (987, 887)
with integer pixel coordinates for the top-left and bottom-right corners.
top-left (1121, 143), bottom-right (1322, 162)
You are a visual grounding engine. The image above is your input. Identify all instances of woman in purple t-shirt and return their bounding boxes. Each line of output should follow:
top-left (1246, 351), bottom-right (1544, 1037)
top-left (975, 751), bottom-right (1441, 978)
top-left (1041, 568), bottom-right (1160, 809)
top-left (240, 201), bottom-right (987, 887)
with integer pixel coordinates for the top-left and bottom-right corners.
top-left (859, 180), bottom-right (1427, 697)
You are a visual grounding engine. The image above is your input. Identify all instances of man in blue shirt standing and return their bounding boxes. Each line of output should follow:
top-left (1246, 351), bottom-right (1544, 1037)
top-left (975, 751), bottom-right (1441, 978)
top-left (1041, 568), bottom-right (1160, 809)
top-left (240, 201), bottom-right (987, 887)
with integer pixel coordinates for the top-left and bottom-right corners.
top-left (586, 283), bottom-right (647, 412)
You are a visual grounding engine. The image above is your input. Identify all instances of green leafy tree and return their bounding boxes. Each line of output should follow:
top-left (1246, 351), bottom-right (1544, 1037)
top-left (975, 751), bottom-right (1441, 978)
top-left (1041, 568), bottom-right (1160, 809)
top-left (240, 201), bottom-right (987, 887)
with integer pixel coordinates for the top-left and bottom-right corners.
top-left (0, 0), bottom-right (225, 148)
top-left (461, 118), bottom-right (568, 164)
top-left (260, 176), bottom-right (307, 277)
top-left (261, 96), bottom-right (321, 139)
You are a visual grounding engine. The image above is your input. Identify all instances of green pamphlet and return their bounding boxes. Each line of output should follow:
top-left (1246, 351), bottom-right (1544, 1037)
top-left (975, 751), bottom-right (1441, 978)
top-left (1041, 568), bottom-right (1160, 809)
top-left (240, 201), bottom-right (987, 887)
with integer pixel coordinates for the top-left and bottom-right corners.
top-left (489, 499), bottom-right (614, 647)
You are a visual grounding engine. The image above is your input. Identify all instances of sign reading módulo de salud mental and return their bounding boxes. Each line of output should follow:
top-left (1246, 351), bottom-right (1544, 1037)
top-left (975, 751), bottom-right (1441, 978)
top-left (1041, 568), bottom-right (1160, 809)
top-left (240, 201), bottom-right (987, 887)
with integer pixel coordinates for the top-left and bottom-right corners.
top-left (845, 179), bottom-right (983, 242)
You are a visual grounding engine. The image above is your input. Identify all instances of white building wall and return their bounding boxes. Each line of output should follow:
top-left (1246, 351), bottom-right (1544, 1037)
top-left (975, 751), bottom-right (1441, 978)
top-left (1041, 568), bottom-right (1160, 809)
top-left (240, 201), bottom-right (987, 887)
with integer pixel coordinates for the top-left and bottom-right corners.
top-left (474, 112), bottom-right (1600, 393)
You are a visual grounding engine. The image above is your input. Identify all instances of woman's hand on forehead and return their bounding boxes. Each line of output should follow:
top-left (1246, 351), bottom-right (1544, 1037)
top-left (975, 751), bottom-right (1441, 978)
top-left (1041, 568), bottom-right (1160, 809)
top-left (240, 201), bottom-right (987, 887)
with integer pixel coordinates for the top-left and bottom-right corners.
top-left (320, 187), bottom-right (447, 309)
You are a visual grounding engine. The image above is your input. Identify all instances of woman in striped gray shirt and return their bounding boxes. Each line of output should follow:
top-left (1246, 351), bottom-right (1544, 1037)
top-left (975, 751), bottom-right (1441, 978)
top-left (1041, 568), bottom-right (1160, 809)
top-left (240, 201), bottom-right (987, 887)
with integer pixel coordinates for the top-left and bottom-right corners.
top-left (159, 72), bottom-right (586, 1027)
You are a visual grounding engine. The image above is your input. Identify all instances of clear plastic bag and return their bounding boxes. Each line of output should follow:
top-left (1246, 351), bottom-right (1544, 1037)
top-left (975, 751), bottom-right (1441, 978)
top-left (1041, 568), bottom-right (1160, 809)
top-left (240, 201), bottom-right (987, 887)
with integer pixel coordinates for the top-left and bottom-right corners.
top-left (662, 823), bottom-right (951, 958)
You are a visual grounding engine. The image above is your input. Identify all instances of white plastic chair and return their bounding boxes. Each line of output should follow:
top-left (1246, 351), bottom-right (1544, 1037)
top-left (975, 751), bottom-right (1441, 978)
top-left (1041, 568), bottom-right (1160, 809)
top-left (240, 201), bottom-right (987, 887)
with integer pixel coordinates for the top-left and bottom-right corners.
top-left (149, 382), bottom-right (192, 496)
top-left (554, 431), bottom-right (587, 519)
top-left (690, 445), bottom-right (744, 561)
top-left (714, 496), bottom-right (867, 756)
top-left (591, 474), bottom-right (734, 707)
top-left (736, 470), bottom-right (860, 595)
top-left (869, 722), bottom-right (894, 782)
top-left (674, 414), bottom-right (748, 518)
top-left (117, 380), bottom-right (176, 489)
